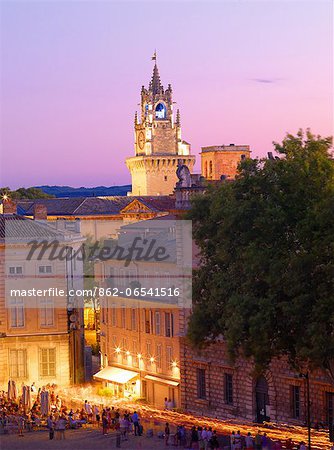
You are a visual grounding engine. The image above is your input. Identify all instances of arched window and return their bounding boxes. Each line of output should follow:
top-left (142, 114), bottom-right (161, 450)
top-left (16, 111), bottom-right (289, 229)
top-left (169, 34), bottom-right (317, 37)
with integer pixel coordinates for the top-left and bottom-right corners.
top-left (204, 161), bottom-right (208, 178)
top-left (209, 161), bottom-right (213, 176)
top-left (155, 102), bottom-right (166, 119)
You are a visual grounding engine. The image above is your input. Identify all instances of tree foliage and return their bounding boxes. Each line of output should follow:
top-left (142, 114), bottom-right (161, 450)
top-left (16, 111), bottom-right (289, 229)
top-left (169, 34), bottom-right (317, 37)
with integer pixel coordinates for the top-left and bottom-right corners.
top-left (0, 187), bottom-right (54, 199)
top-left (187, 130), bottom-right (334, 375)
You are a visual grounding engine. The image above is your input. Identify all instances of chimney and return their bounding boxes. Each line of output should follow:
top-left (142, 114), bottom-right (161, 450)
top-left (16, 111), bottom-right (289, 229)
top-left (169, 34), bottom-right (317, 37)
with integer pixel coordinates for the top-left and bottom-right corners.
top-left (33, 204), bottom-right (48, 220)
top-left (3, 199), bottom-right (17, 214)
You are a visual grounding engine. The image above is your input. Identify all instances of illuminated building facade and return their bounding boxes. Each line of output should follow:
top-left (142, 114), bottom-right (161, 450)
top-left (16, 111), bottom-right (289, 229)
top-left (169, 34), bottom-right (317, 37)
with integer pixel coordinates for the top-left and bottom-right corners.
top-left (0, 204), bottom-right (85, 389)
top-left (201, 144), bottom-right (251, 180)
top-left (94, 218), bottom-right (189, 408)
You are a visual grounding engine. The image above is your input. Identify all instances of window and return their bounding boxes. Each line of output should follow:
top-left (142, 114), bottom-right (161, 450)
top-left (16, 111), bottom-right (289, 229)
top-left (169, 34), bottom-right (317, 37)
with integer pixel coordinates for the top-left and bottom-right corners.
top-left (164, 176), bottom-right (168, 181)
top-left (131, 308), bottom-right (137, 331)
top-left (122, 338), bottom-right (128, 364)
top-left (39, 298), bottom-right (54, 327)
top-left (111, 304), bottom-right (117, 327)
top-left (146, 341), bottom-right (152, 358)
top-left (291, 385), bottom-right (300, 419)
top-left (121, 307), bottom-right (126, 328)
top-left (224, 373), bottom-right (233, 405)
top-left (65, 221), bottom-right (77, 232)
top-left (9, 266), bottom-right (23, 275)
top-left (39, 265), bottom-right (52, 274)
top-left (39, 348), bottom-right (56, 377)
top-left (209, 161), bottom-right (213, 176)
top-left (156, 344), bottom-right (162, 370)
top-left (9, 349), bottom-right (27, 378)
top-left (145, 309), bottom-right (151, 334)
top-left (132, 340), bottom-right (138, 367)
top-left (197, 368), bottom-right (206, 399)
top-left (10, 298), bottom-right (25, 328)
top-left (155, 312), bottom-right (161, 335)
top-left (112, 335), bottom-right (117, 347)
top-left (155, 102), bottom-right (166, 119)
top-left (165, 312), bottom-right (174, 337)
top-left (101, 299), bottom-right (106, 324)
top-left (326, 392), bottom-right (334, 426)
top-left (166, 346), bottom-right (173, 370)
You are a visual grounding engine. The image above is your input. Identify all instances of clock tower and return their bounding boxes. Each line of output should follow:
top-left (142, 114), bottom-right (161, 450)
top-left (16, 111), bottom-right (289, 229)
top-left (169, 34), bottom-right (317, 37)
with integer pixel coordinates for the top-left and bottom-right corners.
top-left (126, 57), bottom-right (195, 196)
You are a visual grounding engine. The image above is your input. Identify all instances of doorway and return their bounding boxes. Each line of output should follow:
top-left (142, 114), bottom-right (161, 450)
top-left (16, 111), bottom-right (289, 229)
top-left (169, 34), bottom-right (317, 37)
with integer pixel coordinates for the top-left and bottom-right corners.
top-left (255, 376), bottom-right (269, 423)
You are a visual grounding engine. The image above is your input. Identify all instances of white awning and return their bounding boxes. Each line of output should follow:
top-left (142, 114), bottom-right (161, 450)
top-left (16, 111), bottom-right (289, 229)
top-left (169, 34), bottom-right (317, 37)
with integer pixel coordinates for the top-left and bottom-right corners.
top-left (144, 375), bottom-right (179, 387)
top-left (93, 367), bottom-right (139, 384)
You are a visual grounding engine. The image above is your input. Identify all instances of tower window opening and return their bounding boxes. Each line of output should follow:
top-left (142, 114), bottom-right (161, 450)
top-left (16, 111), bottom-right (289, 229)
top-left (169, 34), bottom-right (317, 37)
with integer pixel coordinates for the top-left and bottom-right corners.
top-left (155, 103), bottom-right (166, 119)
top-left (164, 176), bottom-right (168, 181)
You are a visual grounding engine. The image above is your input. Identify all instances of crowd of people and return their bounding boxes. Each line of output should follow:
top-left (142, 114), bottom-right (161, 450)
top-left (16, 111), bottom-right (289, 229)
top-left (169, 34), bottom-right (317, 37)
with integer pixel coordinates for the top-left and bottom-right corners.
top-left (0, 384), bottom-right (324, 449)
top-left (161, 426), bottom-right (308, 449)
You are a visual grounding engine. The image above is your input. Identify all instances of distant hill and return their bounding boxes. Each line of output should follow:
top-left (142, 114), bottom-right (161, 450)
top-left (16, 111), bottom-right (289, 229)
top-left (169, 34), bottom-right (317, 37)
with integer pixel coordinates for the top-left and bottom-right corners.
top-left (34, 185), bottom-right (132, 198)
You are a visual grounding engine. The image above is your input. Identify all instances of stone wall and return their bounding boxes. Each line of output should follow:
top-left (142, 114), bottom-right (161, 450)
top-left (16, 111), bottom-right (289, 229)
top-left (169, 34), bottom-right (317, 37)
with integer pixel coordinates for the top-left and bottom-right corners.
top-left (180, 338), bottom-right (334, 426)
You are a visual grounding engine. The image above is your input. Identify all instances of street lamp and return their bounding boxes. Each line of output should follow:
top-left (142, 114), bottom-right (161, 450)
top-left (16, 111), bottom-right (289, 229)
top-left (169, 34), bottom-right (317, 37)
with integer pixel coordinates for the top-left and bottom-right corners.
top-left (299, 372), bottom-right (311, 450)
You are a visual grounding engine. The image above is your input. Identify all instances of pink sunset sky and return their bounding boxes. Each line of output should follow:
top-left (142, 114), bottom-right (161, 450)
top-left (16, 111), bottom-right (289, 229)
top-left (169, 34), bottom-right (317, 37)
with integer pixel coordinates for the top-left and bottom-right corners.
top-left (1, 1), bottom-right (333, 189)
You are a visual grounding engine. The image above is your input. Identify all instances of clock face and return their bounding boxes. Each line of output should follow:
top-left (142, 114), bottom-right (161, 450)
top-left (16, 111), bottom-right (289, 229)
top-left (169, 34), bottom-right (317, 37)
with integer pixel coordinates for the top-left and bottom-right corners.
top-left (138, 131), bottom-right (145, 150)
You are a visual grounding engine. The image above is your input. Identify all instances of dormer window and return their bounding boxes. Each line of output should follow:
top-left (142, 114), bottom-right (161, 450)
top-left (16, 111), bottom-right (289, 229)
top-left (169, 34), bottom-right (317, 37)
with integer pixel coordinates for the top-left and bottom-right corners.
top-left (155, 102), bottom-right (166, 119)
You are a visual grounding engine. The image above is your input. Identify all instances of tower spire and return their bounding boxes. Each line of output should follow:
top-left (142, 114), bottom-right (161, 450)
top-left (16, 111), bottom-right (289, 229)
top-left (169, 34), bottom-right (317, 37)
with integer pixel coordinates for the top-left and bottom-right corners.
top-left (149, 50), bottom-right (162, 95)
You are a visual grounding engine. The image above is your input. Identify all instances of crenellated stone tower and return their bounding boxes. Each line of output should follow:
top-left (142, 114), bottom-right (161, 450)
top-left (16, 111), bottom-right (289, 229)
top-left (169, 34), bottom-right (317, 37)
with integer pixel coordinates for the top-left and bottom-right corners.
top-left (126, 57), bottom-right (195, 196)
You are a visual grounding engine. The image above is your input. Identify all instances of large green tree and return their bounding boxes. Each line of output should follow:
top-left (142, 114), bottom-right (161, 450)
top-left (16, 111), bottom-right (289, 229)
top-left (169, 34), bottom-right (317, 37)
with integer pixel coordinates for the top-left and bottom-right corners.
top-left (187, 130), bottom-right (334, 376)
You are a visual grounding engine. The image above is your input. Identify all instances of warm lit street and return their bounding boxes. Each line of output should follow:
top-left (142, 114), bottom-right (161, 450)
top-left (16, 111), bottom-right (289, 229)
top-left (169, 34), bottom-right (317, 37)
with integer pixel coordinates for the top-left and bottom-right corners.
top-left (12, 384), bottom-right (327, 449)
top-left (1, 427), bottom-right (167, 450)
top-left (0, 415), bottom-right (331, 449)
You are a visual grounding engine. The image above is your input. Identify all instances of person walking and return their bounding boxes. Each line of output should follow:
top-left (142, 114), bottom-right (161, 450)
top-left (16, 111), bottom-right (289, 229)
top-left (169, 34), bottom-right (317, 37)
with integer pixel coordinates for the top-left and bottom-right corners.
top-left (254, 431), bottom-right (262, 450)
top-left (235, 430), bottom-right (242, 450)
top-left (102, 413), bottom-right (108, 435)
top-left (198, 426), bottom-right (205, 450)
top-left (230, 431), bottom-right (236, 450)
top-left (209, 430), bottom-right (219, 449)
top-left (190, 425), bottom-right (199, 449)
top-left (131, 411), bottom-right (140, 436)
top-left (261, 432), bottom-right (269, 450)
top-left (47, 415), bottom-right (54, 440)
top-left (84, 400), bottom-right (93, 423)
top-left (94, 405), bottom-right (100, 427)
top-left (245, 432), bottom-right (254, 449)
top-left (165, 422), bottom-right (170, 446)
top-left (17, 414), bottom-right (24, 437)
top-left (201, 427), bottom-right (209, 450)
top-left (57, 415), bottom-right (66, 440)
top-left (120, 415), bottom-right (128, 441)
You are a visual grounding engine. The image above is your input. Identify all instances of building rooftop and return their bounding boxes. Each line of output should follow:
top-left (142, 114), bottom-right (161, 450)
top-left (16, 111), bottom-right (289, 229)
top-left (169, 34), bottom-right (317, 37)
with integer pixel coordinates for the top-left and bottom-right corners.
top-left (16, 195), bottom-right (177, 217)
top-left (0, 214), bottom-right (72, 242)
top-left (201, 144), bottom-right (250, 153)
